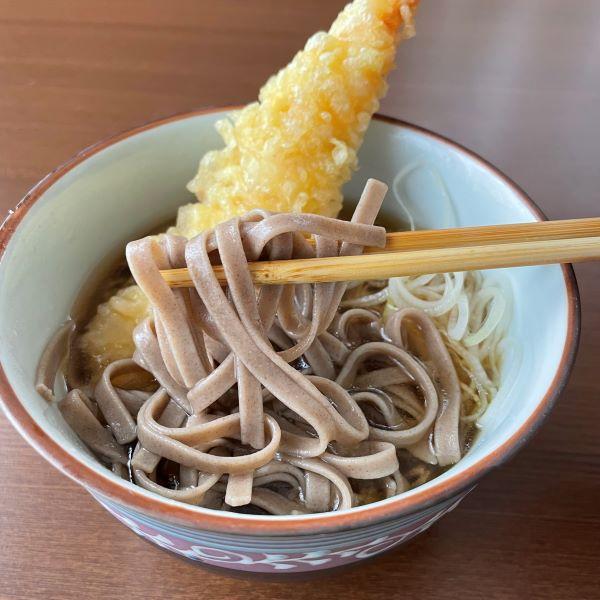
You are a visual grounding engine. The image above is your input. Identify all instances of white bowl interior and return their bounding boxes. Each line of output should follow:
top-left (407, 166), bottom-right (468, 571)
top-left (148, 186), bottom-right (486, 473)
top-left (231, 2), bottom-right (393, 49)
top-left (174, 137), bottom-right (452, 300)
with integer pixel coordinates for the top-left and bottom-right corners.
top-left (0, 112), bottom-right (570, 519)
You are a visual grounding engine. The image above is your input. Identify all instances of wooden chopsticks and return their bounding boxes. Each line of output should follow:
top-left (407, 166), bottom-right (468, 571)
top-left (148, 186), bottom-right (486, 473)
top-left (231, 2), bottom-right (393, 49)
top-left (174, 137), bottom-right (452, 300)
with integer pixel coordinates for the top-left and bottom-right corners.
top-left (160, 218), bottom-right (600, 287)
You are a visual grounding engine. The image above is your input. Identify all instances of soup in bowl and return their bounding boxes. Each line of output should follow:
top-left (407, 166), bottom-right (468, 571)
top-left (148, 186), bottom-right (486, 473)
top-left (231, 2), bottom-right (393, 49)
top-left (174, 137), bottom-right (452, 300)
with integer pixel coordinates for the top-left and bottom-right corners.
top-left (0, 109), bottom-right (579, 574)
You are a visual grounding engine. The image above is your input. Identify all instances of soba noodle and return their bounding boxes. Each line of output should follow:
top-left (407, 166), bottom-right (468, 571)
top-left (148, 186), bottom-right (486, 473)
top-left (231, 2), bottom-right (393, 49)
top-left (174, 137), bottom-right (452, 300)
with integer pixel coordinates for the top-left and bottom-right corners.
top-left (37, 179), bottom-right (510, 515)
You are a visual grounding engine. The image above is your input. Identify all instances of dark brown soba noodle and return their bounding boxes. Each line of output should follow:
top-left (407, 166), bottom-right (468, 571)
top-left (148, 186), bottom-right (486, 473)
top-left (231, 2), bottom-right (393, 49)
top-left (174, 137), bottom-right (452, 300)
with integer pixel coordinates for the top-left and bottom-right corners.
top-left (37, 184), bottom-right (473, 515)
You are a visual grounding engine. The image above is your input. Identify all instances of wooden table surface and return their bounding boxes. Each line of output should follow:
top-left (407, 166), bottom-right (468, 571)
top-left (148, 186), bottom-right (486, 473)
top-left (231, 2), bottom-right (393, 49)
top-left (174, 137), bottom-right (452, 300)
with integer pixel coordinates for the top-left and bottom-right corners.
top-left (1, 1), bottom-right (599, 598)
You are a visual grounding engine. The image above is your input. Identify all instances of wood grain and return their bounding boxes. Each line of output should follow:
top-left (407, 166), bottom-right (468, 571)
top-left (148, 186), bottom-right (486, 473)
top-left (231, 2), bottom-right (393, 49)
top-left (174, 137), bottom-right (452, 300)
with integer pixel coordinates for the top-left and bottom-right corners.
top-left (1, 1), bottom-right (599, 599)
top-left (374, 218), bottom-right (600, 253)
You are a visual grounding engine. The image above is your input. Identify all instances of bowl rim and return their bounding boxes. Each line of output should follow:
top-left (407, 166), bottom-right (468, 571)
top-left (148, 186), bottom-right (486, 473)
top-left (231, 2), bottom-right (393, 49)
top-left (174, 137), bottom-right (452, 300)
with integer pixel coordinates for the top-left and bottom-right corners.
top-left (0, 106), bottom-right (581, 535)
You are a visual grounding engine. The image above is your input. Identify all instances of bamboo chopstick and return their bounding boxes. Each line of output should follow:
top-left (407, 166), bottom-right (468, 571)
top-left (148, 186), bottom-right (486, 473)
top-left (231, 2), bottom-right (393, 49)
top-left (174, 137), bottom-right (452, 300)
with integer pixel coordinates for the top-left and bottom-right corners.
top-left (361, 217), bottom-right (600, 253)
top-left (159, 219), bottom-right (600, 288)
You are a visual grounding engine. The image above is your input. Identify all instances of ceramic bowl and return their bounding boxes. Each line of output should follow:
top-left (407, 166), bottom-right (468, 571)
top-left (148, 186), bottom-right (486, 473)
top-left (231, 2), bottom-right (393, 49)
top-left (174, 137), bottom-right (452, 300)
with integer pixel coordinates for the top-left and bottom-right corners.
top-left (0, 108), bottom-right (580, 574)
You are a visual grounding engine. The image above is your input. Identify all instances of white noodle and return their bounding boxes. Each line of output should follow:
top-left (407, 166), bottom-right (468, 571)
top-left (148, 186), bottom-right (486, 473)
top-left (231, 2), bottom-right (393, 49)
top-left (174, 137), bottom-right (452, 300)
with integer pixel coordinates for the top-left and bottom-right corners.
top-left (391, 162), bottom-right (459, 230)
top-left (447, 292), bottom-right (469, 341)
top-left (388, 272), bottom-right (465, 317)
top-left (464, 288), bottom-right (506, 347)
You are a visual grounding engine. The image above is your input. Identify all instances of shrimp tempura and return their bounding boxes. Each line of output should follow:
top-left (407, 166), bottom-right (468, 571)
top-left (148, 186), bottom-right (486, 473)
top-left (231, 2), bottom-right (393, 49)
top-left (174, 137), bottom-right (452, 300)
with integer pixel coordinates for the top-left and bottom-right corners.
top-left (173, 0), bottom-right (418, 236)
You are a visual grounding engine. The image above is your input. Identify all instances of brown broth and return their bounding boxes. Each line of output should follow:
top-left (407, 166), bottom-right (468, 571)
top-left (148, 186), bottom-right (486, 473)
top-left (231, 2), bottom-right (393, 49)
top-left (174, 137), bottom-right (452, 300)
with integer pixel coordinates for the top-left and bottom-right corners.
top-left (67, 219), bottom-right (173, 387)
